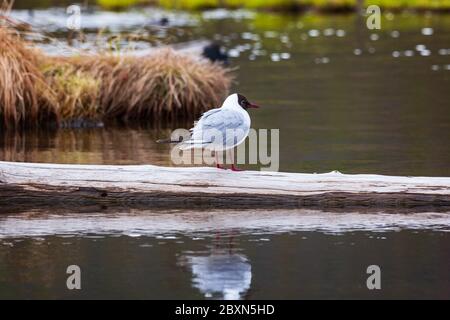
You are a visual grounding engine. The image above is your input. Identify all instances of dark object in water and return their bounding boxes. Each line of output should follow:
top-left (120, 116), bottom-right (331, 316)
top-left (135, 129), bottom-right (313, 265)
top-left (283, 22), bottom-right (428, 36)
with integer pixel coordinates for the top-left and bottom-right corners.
top-left (202, 43), bottom-right (228, 65)
top-left (159, 17), bottom-right (169, 26)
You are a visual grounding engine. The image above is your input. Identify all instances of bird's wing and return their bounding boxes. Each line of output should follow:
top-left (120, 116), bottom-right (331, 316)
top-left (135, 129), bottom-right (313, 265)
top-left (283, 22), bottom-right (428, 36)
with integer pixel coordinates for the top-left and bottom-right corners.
top-left (194, 109), bottom-right (249, 148)
top-left (189, 108), bottom-right (221, 133)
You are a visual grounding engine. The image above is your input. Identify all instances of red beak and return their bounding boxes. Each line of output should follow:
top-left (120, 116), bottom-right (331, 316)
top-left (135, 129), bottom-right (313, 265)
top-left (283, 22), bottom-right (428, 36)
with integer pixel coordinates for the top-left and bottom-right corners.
top-left (248, 102), bottom-right (260, 109)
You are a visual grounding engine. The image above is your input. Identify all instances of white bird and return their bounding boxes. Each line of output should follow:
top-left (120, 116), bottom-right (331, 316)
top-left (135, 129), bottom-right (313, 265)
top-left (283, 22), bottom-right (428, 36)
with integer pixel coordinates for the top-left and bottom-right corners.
top-left (160, 93), bottom-right (260, 171)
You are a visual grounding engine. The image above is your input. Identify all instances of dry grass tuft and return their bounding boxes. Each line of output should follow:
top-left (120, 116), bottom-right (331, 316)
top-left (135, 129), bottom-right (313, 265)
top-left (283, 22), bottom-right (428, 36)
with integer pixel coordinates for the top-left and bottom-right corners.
top-left (64, 49), bottom-right (232, 122)
top-left (0, 24), bottom-right (58, 128)
top-left (41, 62), bottom-right (101, 121)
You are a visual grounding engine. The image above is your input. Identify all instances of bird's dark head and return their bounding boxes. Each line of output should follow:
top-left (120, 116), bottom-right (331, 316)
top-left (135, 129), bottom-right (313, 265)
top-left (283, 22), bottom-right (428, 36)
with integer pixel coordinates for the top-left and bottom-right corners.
top-left (237, 94), bottom-right (260, 110)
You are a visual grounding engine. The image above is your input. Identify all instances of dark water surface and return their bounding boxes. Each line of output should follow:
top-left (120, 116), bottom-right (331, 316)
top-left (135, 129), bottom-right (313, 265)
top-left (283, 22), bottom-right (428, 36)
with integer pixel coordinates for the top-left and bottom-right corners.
top-left (0, 209), bottom-right (449, 299)
top-left (1, 5), bottom-right (450, 299)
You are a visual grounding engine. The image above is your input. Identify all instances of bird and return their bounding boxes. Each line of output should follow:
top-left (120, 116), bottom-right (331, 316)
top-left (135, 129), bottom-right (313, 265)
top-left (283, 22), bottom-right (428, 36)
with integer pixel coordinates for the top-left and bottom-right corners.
top-left (202, 42), bottom-right (229, 65)
top-left (159, 93), bottom-right (260, 171)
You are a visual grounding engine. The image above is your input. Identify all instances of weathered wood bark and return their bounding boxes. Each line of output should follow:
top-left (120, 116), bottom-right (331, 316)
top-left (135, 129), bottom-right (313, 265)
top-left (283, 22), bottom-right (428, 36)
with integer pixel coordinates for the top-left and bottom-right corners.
top-left (0, 161), bottom-right (449, 211)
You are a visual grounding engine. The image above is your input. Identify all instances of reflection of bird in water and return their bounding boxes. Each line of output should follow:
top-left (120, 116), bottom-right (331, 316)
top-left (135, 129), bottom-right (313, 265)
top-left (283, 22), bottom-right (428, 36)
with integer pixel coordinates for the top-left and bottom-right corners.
top-left (188, 253), bottom-right (251, 300)
top-left (180, 231), bottom-right (252, 300)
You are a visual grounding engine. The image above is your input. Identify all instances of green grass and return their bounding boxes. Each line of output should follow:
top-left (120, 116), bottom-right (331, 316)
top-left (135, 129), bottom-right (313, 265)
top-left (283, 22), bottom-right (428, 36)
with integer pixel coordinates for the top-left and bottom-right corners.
top-left (159, 0), bottom-right (220, 10)
top-left (241, 0), bottom-right (296, 10)
top-left (158, 0), bottom-right (450, 10)
top-left (96, 0), bottom-right (145, 9)
top-left (369, 0), bottom-right (450, 9)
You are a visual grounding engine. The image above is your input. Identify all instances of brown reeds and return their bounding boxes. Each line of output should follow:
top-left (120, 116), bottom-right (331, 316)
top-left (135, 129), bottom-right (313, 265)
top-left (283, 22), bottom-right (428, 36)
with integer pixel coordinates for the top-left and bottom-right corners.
top-left (0, 23), bottom-right (58, 128)
top-left (0, 16), bottom-right (232, 128)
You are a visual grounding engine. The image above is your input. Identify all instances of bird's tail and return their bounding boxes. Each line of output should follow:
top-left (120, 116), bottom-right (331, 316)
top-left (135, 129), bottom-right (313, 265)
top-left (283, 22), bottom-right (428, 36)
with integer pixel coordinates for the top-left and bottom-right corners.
top-left (156, 136), bottom-right (212, 150)
top-left (179, 140), bottom-right (212, 150)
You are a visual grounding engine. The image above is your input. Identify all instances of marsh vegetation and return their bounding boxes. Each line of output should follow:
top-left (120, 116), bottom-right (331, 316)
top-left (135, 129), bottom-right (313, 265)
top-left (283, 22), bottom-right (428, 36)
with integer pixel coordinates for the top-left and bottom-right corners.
top-left (0, 13), bottom-right (231, 128)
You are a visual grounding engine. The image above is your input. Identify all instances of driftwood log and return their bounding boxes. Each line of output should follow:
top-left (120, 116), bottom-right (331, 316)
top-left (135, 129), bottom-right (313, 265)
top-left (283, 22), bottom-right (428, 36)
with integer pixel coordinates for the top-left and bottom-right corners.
top-left (0, 161), bottom-right (449, 211)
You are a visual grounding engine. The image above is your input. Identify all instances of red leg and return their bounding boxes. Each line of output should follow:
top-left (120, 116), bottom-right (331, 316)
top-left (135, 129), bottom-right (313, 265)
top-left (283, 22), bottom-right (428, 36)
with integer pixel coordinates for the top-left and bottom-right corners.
top-left (231, 164), bottom-right (244, 172)
top-left (215, 152), bottom-right (227, 170)
top-left (228, 150), bottom-right (244, 171)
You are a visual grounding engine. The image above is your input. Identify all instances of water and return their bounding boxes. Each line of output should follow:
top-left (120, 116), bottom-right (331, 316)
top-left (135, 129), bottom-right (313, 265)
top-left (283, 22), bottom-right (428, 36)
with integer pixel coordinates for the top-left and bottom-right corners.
top-left (0, 209), bottom-right (449, 299)
top-left (1, 4), bottom-right (450, 299)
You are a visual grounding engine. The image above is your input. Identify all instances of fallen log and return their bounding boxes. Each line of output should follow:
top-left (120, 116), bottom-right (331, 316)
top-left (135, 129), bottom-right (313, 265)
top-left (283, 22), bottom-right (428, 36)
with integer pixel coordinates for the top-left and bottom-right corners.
top-left (0, 161), bottom-right (449, 210)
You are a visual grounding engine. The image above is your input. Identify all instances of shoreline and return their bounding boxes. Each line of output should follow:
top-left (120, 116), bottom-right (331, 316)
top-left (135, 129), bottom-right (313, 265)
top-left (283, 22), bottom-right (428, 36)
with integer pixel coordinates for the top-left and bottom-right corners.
top-left (12, 2), bottom-right (450, 14)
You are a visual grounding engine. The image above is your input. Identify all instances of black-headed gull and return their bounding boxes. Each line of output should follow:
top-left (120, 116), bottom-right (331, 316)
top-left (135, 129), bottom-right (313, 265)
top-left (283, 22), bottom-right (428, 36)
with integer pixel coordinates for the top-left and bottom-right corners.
top-left (173, 93), bottom-right (260, 171)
